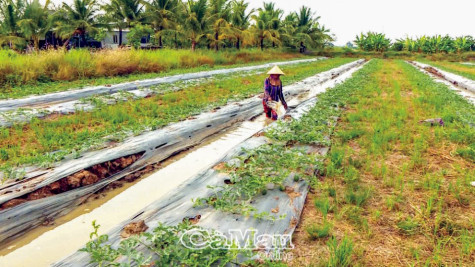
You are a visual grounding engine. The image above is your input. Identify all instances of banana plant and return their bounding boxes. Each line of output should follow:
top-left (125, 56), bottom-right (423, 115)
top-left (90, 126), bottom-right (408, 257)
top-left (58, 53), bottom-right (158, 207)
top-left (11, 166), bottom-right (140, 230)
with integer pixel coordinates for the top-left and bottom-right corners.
top-left (354, 32), bottom-right (390, 52)
top-left (454, 36), bottom-right (474, 53)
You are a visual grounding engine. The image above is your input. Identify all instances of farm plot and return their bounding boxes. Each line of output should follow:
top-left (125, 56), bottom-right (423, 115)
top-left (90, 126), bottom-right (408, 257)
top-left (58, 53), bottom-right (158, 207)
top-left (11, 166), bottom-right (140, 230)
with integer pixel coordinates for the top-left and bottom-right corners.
top-left (290, 60), bottom-right (474, 266)
top-left (0, 59), bottom-right (365, 256)
top-left (0, 57), bottom-right (354, 174)
top-left (51, 60), bottom-right (374, 267)
top-left (0, 57), bottom-right (324, 113)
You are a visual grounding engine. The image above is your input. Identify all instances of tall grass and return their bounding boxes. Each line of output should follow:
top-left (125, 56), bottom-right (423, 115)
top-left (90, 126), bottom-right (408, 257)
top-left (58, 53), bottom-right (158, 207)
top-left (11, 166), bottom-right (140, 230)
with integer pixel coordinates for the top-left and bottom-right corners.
top-left (0, 48), bottom-right (303, 89)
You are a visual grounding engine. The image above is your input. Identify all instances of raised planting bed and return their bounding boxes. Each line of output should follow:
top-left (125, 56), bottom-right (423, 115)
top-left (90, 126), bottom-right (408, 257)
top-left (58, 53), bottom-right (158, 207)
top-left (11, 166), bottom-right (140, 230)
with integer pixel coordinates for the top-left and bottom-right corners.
top-left (410, 61), bottom-right (475, 93)
top-left (409, 61), bottom-right (475, 105)
top-left (54, 93), bottom-right (332, 266)
top-left (54, 61), bottom-right (373, 266)
top-left (0, 60), bottom-right (366, 245)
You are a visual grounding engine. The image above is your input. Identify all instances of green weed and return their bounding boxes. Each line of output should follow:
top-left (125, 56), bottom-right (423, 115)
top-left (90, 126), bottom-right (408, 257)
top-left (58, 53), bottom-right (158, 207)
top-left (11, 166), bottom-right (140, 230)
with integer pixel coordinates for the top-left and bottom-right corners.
top-left (306, 222), bottom-right (332, 240)
top-left (326, 236), bottom-right (354, 267)
top-left (397, 217), bottom-right (420, 235)
top-left (314, 196), bottom-right (330, 219)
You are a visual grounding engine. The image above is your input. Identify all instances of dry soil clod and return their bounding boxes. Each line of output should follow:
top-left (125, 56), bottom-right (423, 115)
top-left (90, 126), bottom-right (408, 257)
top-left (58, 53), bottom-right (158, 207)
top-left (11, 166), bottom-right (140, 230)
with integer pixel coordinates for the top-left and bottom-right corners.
top-left (120, 220), bottom-right (149, 239)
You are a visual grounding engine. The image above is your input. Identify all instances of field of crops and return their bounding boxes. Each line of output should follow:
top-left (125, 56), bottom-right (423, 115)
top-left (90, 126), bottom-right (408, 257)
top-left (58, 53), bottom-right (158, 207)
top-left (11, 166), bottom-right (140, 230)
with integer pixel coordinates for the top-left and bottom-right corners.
top-left (0, 49), bottom-right (473, 266)
top-left (29, 58), bottom-right (472, 267)
top-left (290, 60), bottom-right (475, 266)
top-left (1, 0), bottom-right (474, 265)
top-left (0, 51), bottom-right (474, 266)
top-left (0, 57), bottom-right (353, 175)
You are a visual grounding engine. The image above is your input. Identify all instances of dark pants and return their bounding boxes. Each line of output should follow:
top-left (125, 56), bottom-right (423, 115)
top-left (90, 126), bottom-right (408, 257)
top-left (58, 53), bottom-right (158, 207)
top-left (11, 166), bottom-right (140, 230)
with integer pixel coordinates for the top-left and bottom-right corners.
top-left (263, 100), bottom-right (278, 120)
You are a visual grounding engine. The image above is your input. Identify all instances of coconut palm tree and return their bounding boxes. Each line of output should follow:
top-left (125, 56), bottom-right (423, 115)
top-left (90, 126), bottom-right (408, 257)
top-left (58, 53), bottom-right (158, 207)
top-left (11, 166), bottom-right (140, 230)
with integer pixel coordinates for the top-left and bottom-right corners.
top-left (207, 0), bottom-right (233, 51)
top-left (262, 2), bottom-right (282, 48)
top-left (17, 0), bottom-right (51, 49)
top-left (308, 22), bottom-right (333, 50)
top-left (280, 12), bottom-right (298, 46)
top-left (143, 0), bottom-right (178, 48)
top-left (295, 6), bottom-right (316, 46)
top-left (229, 0), bottom-right (253, 49)
top-left (54, 0), bottom-right (106, 48)
top-left (102, 0), bottom-right (144, 46)
top-left (251, 2), bottom-right (281, 50)
top-left (0, 0), bottom-right (25, 49)
top-left (281, 6), bottom-right (317, 49)
top-left (183, 0), bottom-right (209, 51)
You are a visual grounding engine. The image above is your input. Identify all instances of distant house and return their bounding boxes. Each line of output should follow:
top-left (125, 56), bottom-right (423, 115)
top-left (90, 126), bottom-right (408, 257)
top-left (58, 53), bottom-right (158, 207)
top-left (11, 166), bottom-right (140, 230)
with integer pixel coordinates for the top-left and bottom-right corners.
top-left (102, 29), bottom-right (153, 49)
top-left (102, 29), bottom-right (130, 49)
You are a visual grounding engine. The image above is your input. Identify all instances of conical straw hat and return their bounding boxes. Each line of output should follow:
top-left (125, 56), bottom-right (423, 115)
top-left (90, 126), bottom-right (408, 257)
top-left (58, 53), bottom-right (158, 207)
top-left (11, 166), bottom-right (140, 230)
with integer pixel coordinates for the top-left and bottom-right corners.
top-left (267, 65), bottom-right (285, 75)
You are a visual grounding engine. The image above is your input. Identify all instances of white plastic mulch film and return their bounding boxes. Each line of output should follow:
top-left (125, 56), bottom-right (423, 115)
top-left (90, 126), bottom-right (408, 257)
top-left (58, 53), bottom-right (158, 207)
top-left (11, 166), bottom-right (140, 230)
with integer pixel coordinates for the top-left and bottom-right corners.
top-left (0, 60), bottom-right (365, 250)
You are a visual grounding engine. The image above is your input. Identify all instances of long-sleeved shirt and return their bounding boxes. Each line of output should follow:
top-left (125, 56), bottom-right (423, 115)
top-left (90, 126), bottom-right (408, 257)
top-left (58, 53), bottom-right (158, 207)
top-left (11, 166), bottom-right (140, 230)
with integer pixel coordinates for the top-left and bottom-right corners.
top-left (263, 77), bottom-right (287, 108)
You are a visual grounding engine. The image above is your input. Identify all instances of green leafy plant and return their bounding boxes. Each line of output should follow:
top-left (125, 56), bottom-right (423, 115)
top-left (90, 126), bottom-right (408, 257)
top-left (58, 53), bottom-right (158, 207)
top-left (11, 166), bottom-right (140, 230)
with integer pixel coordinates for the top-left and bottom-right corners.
top-left (194, 144), bottom-right (317, 219)
top-left (314, 196), bottom-right (330, 219)
top-left (354, 32), bottom-right (391, 52)
top-left (81, 220), bottom-right (246, 267)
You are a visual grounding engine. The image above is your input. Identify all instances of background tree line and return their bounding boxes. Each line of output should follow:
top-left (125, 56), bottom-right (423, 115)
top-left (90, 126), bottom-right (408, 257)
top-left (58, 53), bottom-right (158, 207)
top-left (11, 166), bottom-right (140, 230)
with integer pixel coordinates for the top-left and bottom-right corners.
top-left (354, 32), bottom-right (475, 54)
top-left (0, 0), bottom-right (334, 51)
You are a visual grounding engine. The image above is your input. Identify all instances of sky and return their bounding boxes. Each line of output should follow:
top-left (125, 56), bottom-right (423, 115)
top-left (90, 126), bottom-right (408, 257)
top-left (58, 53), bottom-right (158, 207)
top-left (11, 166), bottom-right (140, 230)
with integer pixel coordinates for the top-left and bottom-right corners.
top-left (50, 0), bottom-right (475, 46)
top-left (246, 0), bottom-right (475, 45)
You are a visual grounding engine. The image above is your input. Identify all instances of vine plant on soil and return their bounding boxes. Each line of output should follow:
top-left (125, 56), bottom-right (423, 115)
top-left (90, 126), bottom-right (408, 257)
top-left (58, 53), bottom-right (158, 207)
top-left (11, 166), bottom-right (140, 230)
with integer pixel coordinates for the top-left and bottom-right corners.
top-left (81, 220), bottom-right (247, 267)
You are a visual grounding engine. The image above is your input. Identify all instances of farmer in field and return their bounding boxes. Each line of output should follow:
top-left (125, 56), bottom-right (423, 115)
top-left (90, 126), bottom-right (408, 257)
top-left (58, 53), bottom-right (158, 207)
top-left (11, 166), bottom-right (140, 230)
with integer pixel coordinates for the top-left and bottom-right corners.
top-left (263, 65), bottom-right (288, 120)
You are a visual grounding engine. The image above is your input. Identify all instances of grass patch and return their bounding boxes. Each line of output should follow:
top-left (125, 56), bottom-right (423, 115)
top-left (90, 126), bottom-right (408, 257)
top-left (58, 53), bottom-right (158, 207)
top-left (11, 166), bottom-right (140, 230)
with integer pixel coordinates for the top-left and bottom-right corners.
top-left (306, 222), bottom-right (332, 240)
